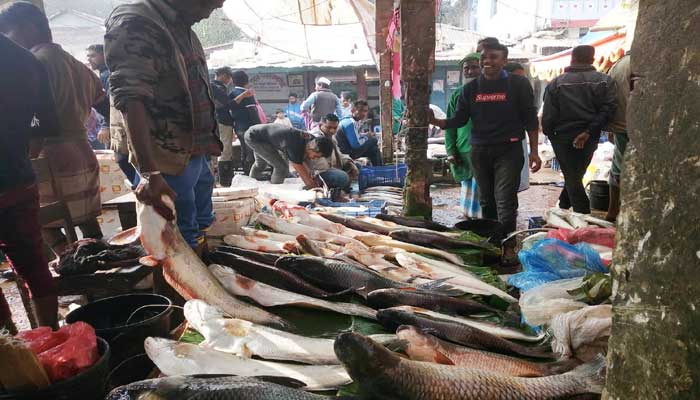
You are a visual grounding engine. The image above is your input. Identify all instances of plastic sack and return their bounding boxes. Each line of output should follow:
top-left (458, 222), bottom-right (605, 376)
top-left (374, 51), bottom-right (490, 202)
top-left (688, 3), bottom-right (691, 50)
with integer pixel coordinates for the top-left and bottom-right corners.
top-left (37, 322), bottom-right (99, 382)
top-left (550, 305), bottom-right (612, 362)
top-left (508, 239), bottom-right (608, 292)
top-left (547, 227), bottom-right (616, 249)
top-left (15, 326), bottom-right (68, 354)
top-left (520, 277), bottom-right (588, 327)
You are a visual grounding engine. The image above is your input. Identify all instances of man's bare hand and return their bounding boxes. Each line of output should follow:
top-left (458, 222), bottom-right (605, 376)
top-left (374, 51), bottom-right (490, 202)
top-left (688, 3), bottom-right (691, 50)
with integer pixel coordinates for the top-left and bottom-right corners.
top-left (573, 131), bottom-right (591, 149)
top-left (529, 152), bottom-right (542, 173)
top-left (98, 128), bottom-right (110, 145)
top-left (135, 174), bottom-right (177, 220)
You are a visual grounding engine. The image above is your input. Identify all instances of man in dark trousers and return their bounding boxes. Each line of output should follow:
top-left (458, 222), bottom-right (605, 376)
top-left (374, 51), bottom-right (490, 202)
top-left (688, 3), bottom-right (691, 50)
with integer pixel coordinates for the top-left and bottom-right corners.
top-left (337, 100), bottom-right (383, 166)
top-left (431, 40), bottom-right (541, 261)
top-left (542, 45), bottom-right (617, 214)
top-left (211, 66), bottom-right (236, 186)
top-left (229, 69), bottom-right (261, 175)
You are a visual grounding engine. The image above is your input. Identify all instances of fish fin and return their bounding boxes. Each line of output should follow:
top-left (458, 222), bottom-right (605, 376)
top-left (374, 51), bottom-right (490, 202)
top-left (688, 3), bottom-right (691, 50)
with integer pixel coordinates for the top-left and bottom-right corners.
top-left (382, 339), bottom-right (410, 353)
top-left (544, 358), bottom-right (583, 375)
top-left (320, 287), bottom-right (356, 299)
top-left (415, 278), bottom-right (466, 297)
top-left (252, 376), bottom-right (307, 389)
top-left (139, 255), bottom-right (160, 267)
top-left (433, 351), bottom-right (455, 365)
top-left (564, 354), bottom-right (606, 394)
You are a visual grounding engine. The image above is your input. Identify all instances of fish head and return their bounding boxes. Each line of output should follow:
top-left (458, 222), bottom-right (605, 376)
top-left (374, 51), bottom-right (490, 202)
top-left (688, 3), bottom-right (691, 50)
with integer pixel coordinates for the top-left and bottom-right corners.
top-left (274, 255), bottom-right (324, 273)
top-left (334, 333), bottom-right (400, 380)
top-left (183, 299), bottom-right (225, 331)
top-left (394, 325), bottom-right (451, 364)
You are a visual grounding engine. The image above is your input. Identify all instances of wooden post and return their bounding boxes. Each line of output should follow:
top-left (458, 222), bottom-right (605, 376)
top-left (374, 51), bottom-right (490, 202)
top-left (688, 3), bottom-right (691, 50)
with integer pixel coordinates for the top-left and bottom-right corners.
top-left (602, 0), bottom-right (700, 398)
top-left (355, 69), bottom-right (367, 100)
top-left (376, 0), bottom-right (394, 162)
top-left (400, 0), bottom-right (434, 218)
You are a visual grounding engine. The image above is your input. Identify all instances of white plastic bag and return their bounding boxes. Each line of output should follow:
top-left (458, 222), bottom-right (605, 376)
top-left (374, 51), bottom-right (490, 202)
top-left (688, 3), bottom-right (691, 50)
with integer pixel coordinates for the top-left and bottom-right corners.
top-left (519, 277), bottom-right (588, 327)
top-left (549, 305), bottom-right (612, 361)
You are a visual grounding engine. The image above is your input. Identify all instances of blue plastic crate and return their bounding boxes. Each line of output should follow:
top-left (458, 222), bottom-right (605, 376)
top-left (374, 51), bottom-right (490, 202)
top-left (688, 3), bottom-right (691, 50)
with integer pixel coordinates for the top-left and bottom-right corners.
top-left (358, 164), bottom-right (407, 190)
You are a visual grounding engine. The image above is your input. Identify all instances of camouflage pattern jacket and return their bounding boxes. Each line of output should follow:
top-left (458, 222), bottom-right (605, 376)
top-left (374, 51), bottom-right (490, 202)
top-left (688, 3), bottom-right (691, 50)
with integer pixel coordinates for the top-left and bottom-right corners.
top-left (105, 0), bottom-right (221, 175)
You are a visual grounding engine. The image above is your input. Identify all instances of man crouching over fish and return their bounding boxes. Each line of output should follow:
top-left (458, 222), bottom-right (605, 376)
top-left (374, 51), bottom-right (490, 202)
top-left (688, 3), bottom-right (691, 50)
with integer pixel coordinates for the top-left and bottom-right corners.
top-left (334, 332), bottom-right (605, 400)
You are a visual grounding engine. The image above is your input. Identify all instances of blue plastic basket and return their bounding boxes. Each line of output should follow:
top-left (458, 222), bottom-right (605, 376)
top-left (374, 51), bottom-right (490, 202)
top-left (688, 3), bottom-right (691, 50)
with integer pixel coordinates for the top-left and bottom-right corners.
top-left (358, 164), bottom-right (407, 190)
top-left (313, 199), bottom-right (386, 217)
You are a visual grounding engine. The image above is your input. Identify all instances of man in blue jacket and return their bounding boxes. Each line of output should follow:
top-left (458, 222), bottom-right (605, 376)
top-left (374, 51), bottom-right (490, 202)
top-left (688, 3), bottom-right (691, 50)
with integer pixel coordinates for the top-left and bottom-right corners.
top-left (431, 41), bottom-right (541, 252)
top-left (337, 100), bottom-right (382, 166)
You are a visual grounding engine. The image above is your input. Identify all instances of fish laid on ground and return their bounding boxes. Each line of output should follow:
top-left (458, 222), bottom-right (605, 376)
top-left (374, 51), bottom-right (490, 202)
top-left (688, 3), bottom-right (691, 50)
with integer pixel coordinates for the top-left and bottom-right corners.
top-left (296, 234), bottom-right (344, 257)
top-left (208, 251), bottom-right (334, 298)
top-left (224, 234), bottom-right (298, 254)
top-left (319, 212), bottom-right (395, 235)
top-left (395, 325), bottom-right (578, 377)
top-left (390, 229), bottom-right (495, 252)
top-left (367, 288), bottom-right (500, 316)
top-left (395, 252), bottom-right (517, 303)
top-left (215, 246), bottom-right (281, 265)
top-left (377, 307), bottom-right (553, 359)
top-left (106, 375), bottom-right (347, 400)
top-left (357, 216), bottom-right (462, 237)
top-left (334, 332), bottom-right (605, 400)
top-left (126, 195), bottom-right (288, 329)
top-left (389, 306), bottom-right (544, 342)
top-left (343, 242), bottom-right (398, 269)
top-left (282, 207), bottom-right (369, 238)
top-left (144, 337), bottom-right (351, 391)
top-left (363, 186), bottom-right (403, 194)
top-left (375, 214), bottom-right (450, 232)
top-left (184, 299), bottom-right (340, 364)
top-left (258, 213), bottom-right (366, 247)
top-left (357, 235), bottom-right (466, 266)
top-left (240, 227), bottom-right (298, 242)
top-left (210, 264), bottom-right (377, 320)
top-left (275, 255), bottom-right (453, 299)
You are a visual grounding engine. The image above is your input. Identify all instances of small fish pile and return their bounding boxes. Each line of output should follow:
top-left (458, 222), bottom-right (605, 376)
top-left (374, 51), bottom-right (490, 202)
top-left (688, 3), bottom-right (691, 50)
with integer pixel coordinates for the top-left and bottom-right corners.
top-left (122, 198), bottom-right (609, 398)
top-left (357, 186), bottom-right (404, 207)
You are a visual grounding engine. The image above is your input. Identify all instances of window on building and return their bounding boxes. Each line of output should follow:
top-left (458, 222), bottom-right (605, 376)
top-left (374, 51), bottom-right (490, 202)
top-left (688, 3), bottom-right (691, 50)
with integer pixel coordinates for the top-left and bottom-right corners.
top-left (490, 0), bottom-right (498, 16)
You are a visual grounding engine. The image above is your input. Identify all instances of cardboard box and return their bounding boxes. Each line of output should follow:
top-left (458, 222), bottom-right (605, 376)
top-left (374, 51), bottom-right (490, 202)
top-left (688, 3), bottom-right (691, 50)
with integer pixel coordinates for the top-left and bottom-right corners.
top-left (95, 150), bottom-right (131, 204)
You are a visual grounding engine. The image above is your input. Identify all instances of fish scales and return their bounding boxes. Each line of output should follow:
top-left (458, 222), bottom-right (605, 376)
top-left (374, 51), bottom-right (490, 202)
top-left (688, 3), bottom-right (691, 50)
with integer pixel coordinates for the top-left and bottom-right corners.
top-left (335, 333), bottom-right (604, 400)
top-left (367, 289), bottom-right (500, 316)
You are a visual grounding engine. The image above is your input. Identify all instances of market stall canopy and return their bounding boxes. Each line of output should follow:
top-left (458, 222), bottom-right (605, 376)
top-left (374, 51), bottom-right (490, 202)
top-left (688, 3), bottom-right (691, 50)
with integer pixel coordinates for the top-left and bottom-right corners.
top-left (220, 0), bottom-right (376, 68)
top-left (529, 0), bottom-right (638, 81)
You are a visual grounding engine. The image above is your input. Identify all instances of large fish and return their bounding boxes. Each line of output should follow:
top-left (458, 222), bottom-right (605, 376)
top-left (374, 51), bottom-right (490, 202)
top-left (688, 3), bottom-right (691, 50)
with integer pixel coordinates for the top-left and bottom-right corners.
top-left (208, 251), bottom-right (334, 298)
top-left (319, 212), bottom-right (395, 235)
top-left (280, 206), bottom-right (369, 238)
top-left (257, 213), bottom-right (366, 247)
top-left (334, 332), bottom-right (605, 400)
top-left (210, 264), bottom-right (377, 320)
top-left (395, 252), bottom-right (517, 303)
top-left (184, 299), bottom-right (340, 364)
top-left (367, 288), bottom-right (500, 316)
top-left (223, 234), bottom-right (298, 254)
top-left (106, 375), bottom-right (349, 400)
top-left (395, 326), bottom-right (578, 377)
top-left (375, 214), bottom-right (451, 232)
top-left (144, 337), bottom-right (352, 391)
top-left (356, 235), bottom-right (466, 266)
top-left (376, 307), bottom-right (553, 359)
top-left (122, 195), bottom-right (288, 329)
top-left (390, 229), bottom-right (495, 252)
top-left (275, 255), bottom-right (453, 298)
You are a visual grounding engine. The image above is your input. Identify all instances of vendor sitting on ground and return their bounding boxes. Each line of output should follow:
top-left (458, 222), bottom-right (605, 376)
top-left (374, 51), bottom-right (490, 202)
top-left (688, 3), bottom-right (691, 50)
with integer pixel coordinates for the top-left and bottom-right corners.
top-left (336, 100), bottom-right (383, 166)
top-left (309, 114), bottom-right (359, 192)
top-left (245, 123), bottom-right (334, 188)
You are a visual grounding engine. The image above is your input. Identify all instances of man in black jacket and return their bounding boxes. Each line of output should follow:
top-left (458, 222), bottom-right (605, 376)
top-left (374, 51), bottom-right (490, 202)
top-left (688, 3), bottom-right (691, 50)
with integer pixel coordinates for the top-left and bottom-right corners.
top-left (542, 45), bottom-right (617, 214)
top-left (431, 41), bottom-right (541, 251)
top-left (211, 66), bottom-right (235, 186)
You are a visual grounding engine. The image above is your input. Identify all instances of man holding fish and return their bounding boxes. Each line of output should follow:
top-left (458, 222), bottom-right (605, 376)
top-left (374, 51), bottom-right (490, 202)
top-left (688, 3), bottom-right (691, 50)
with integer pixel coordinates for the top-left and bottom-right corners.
top-left (105, 0), bottom-right (225, 252)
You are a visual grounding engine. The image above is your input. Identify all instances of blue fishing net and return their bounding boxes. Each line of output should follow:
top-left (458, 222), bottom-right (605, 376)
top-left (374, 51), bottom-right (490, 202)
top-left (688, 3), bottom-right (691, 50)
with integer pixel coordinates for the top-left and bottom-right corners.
top-left (508, 239), bottom-right (608, 292)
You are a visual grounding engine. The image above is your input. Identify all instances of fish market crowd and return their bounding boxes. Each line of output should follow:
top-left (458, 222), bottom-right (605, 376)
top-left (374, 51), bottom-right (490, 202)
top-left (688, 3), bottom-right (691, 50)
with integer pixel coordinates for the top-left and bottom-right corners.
top-left (0, 1), bottom-right (630, 399)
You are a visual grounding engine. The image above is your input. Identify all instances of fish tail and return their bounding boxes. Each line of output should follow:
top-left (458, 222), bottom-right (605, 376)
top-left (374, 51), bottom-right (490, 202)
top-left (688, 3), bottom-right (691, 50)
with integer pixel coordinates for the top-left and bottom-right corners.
top-left (542, 357), bottom-right (582, 375)
top-left (565, 354), bottom-right (606, 394)
top-left (515, 343), bottom-right (556, 359)
top-left (415, 279), bottom-right (465, 297)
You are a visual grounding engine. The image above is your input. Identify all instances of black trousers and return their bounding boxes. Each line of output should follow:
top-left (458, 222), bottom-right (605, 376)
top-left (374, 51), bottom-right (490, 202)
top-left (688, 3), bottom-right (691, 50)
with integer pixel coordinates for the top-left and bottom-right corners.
top-left (470, 142), bottom-right (524, 238)
top-left (551, 138), bottom-right (597, 214)
top-left (351, 137), bottom-right (383, 166)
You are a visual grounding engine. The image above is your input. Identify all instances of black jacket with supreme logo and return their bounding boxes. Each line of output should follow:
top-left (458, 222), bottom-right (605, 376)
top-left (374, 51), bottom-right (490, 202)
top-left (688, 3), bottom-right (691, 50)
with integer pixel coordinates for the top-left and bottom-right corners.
top-left (542, 65), bottom-right (617, 142)
top-left (444, 71), bottom-right (539, 145)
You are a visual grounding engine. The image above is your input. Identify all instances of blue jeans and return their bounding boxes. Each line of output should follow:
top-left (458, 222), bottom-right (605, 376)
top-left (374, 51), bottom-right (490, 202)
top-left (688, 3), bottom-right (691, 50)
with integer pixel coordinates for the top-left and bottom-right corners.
top-left (319, 168), bottom-right (350, 191)
top-left (116, 152), bottom-right (138, 188)
top-left (162, 156), bottom-right (215, 248)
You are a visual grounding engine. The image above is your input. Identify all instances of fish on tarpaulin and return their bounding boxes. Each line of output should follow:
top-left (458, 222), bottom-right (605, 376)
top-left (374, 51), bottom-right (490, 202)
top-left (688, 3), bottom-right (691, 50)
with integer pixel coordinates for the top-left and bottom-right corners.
top-left (110, 195), bottom-right (289, 329)
top-left (334, 332), bottom-right (606, 400)
top-left (106, 375), bottom-right (355, 400)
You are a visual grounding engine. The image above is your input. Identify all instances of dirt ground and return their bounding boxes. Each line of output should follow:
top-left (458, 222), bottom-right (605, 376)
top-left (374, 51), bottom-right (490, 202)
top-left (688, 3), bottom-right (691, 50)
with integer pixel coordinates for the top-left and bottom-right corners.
top-left (2, 167), bottom-right (564, 331)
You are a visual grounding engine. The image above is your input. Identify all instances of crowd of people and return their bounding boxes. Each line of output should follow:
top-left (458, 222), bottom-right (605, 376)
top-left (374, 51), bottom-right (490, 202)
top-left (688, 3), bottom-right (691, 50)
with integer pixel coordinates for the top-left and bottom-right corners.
top-left (0, 0), bottom-right (631, 332)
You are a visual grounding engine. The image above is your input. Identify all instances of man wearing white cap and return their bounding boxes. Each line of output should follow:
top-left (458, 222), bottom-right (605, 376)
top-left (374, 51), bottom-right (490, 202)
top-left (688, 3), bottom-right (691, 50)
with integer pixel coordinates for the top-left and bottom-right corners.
top-left (301, 77), bottom-right (343, 129)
